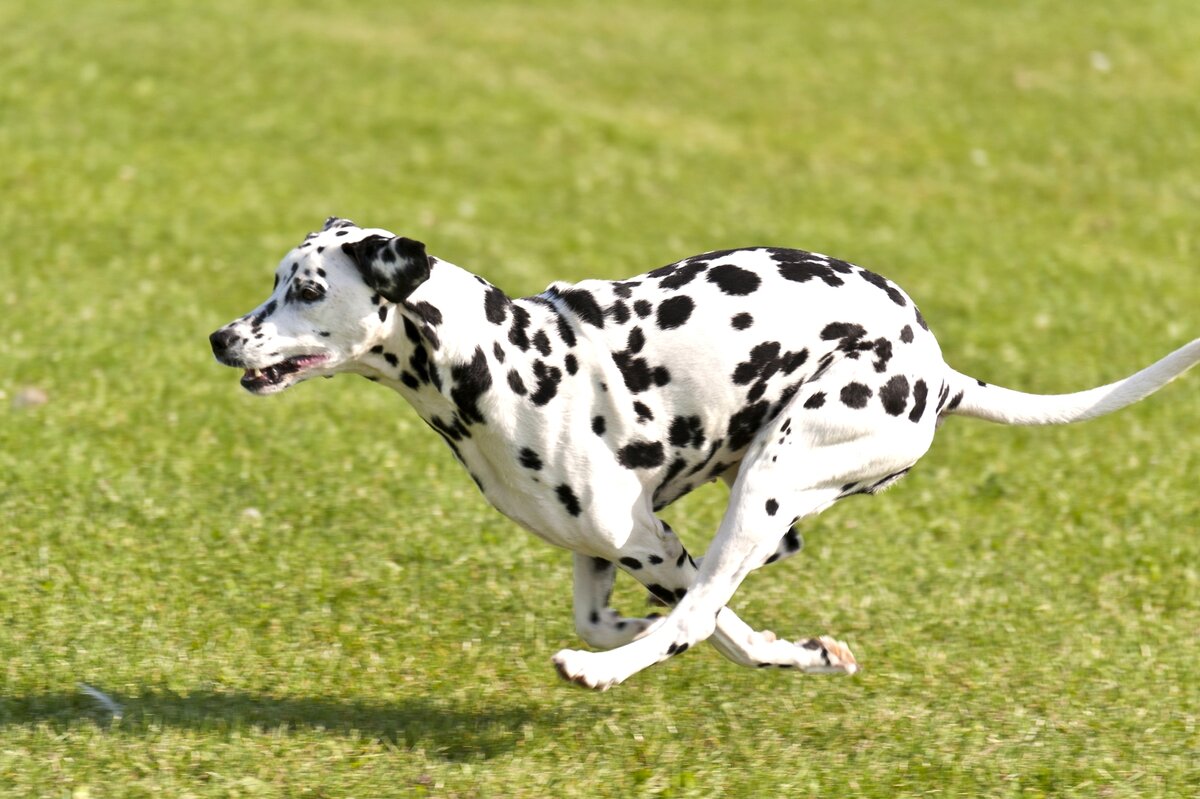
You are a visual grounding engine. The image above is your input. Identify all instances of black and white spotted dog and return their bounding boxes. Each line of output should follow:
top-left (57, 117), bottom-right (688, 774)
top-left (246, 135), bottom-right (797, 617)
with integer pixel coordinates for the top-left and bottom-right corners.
top-left (210, 217), bottom-right (1198, 690)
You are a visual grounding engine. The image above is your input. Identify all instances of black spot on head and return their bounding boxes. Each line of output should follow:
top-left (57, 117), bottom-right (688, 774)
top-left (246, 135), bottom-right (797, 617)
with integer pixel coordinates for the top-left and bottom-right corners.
top-left (765, 498), bottom-right (779, 516)
top-left (400, 372), bottom-right (419, 390)
top-left (731, 313), bottom-right (754, 330)
top-left (619, 557), bottom-right (643, 570)
top-left (840, 382), bottom-right (872, 409)
top-left (556, 484), bottom-right (582, 516)
top-left (706, 263), bottom-right (761, 295)
top-left (648, 554), bottom-right (663, 565)
top-left (383, 352), bottom-right (399, 367)
top-left (617, 440), bottom-right (666, 469)
top-left (378, 305), bottom-right (389, 322)
top-left (633, 401), bottom-right (654, 422)
top-left (656, 295), bottom-right (694, 330)
top-left (879, 374), bottom-right (910, 416)
top-left (592, 415), bottom-right (606, 436)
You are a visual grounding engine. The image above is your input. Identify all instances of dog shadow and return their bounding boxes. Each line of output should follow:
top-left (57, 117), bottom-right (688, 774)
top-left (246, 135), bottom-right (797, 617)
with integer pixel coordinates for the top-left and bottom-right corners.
top-left (1, 687), bottom-right (549, 761)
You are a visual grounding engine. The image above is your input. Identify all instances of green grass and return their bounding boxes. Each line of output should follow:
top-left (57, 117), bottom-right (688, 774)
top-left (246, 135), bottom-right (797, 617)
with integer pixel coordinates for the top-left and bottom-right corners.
top-left (2, 0), bottom-right (1199, 795)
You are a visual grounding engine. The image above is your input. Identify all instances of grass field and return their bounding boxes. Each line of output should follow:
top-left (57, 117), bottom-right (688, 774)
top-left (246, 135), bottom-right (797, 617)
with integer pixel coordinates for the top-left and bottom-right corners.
top-left (2, 0), bottom-right (1199, 796)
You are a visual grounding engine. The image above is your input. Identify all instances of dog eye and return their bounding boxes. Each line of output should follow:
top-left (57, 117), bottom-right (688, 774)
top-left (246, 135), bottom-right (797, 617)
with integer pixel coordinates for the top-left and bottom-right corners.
top-left (298, 284), bottom-right (325, 303)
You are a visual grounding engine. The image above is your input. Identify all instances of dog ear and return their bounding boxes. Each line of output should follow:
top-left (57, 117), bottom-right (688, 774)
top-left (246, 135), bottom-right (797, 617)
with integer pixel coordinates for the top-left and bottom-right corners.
top-left (341, 235), bottom-right (432, 303)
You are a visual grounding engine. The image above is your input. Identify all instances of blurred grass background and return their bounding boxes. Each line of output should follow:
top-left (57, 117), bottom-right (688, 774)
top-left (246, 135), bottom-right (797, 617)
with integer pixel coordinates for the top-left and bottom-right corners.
top-left (1, 1), bottom-right (1198, 796)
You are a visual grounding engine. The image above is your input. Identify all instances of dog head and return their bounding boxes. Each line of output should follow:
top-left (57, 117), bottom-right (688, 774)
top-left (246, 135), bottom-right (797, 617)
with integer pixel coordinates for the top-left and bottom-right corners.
top-left (209, 217), bottom-right (431, 394)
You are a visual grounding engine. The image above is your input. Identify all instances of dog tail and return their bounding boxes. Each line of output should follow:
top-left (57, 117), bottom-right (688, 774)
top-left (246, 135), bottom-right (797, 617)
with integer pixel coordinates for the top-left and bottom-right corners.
top-left (943, 338), bottom-right (1200, 426)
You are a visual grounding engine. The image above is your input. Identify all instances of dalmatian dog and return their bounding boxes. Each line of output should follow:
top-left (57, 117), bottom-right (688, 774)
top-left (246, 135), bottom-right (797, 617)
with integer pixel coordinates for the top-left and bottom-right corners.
top-left (210, 217), bottom-right (1199, 690)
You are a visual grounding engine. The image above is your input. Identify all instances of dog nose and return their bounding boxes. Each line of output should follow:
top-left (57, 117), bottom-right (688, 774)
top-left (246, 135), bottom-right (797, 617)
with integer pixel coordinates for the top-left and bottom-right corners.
top-left (210, 328), bottom-right (238, 356)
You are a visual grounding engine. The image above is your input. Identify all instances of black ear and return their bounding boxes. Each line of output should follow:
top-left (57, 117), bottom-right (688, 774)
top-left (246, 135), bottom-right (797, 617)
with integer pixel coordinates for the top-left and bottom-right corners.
top-left (341, 235), bottom-right (431, 303)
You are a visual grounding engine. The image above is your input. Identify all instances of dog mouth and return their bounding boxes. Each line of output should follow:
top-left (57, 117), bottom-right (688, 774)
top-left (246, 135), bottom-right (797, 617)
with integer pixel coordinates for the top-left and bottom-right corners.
top-left (240, 354), bottom-right (329, 392)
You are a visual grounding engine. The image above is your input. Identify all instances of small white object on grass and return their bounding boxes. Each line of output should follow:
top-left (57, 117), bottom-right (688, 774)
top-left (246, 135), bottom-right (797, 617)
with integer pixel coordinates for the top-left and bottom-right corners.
top-left (78, 683), bottom-right (123, 720)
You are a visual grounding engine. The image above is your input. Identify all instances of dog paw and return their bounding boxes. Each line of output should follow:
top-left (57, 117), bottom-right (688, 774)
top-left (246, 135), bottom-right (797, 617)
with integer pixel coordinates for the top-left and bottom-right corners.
top-left (552, 649), bottom-right (620, 691)
top-left (799, 636), bottom-right (859, 675)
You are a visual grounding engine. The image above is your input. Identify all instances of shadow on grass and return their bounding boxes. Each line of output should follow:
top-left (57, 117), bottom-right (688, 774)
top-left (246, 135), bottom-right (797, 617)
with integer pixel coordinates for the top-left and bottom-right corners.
top-left (0, 688), bottom-right (549, 761)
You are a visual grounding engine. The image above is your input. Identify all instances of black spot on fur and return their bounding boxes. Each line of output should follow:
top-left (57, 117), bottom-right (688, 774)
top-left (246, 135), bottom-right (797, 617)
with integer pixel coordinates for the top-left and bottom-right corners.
top-left (872, 338), bottom-right (893, 373)
top-left (627, 327), bottom-right (646, 354)
top-left (519, 447), bottom-right (542, 470)
top-left (560, 288), bottom-right (605, 328)
top-left (947, 390), bottom-right (964, 412)
top-left (900, 325), bottom-right (914, 344)
top-left (879, 374), bottom-right (910, 416)
top-left (564, 353), bottom-right (578, 375)
top-left (656, 295), bottom-right (694, 330)
top-left (556, 484), bottom-right (582, 516)
top-left (592, 415), bottom-right (606, 436)
top-left (607, 301), bottom-right (631, 325)
top-left (731, 313), bottom-right (754, 330)
top-left (669, 415), bottom-right (705, 449)
top-left (507, 369), bottom-right (527, 395)
top-left (909, 379), bottom-right (928, 423)
top-left (840, 382), bottom-right (872, 409)
top-left (765, 499), bottom-right (779, 516)
top-left (532, 329), bottom-right (552, 357)
top-left (776, 256), bottom-right (846, 287)
top-left (707, 263), bottom-right (761, 295)
top-left (804, 391), bottom-right (826, 409)
top-left (508, 304), bottom-right (532, 350)
top-left (450, 347), bottom-right (492, 424)
top-left (634, 299), bottom-right (652, 318)
top-left (484, 287), bottom-right (509, 324)
top-left (858, 270), bottom-right (907, 306)
top-left (493, 342), bottom-right (505, 363)
top-left (618, 440), bottom-right (666, 469)
top-left (619, 557), bottom-right (643, 570)
top-left (633, 401), bottom-right (654, 422)
top-left (727, 400), bottom-right (769, 450)
top-left (529, 360), bottom-right (563, 406)
top-left (657, 262), bottom-right (708, 290)
top-left (915, 305), bottom-right (930, 331)
top-left (821, 321), bottom-right (867, 342)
